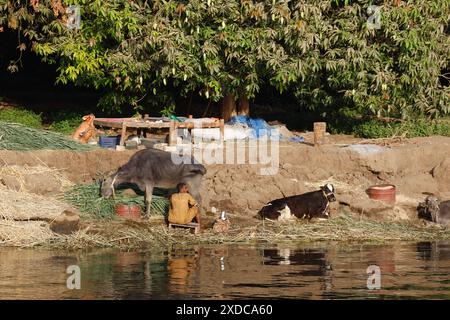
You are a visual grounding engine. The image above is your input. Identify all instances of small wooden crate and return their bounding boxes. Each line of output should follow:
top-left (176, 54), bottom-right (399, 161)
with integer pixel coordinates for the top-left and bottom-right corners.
top-left (168, 222), bottom-right (200, 234)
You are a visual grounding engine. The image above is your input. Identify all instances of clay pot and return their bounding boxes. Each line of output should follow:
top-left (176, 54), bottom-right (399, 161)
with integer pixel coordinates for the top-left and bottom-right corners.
top-left (367, 184), bottom-right (396, 204)
top-left (115, 203), bottom-right (141, 220)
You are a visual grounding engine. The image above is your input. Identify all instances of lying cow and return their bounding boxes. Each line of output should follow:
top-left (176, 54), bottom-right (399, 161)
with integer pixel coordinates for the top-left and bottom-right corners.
top-left (101, 148), bottom-right (206, 215)
top-left (418, 196), bottom-right (450, 226)
top-left (258, 184), bottom-right (336, 221)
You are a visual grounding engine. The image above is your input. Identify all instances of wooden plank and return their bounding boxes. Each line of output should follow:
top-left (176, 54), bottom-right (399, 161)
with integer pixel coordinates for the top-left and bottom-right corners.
top-left (119, 123), bottom-right (127, 146)
top-left (168, 121), bottom-right (178, 146)
top-left (123, 121), bottom-right (172, 129)
top-left (95, 119), bottom-right (221, 130)
top-left (219, 119), bottom-right (225, 145)
top-left (169, 223), bottom-right (199, 228)
top-left (178, 122), bottom-right (221, 129)
top-left (94, 119), bottom-right (127, 128)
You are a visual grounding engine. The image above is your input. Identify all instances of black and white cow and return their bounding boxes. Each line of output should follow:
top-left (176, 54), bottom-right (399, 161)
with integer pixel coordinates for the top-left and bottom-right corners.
top-left (258, 184), bottom-right (336, 221)
top-left (101, 148), bottom-right (206, 215)
top-left (418, 196), bottom-right (450, 226)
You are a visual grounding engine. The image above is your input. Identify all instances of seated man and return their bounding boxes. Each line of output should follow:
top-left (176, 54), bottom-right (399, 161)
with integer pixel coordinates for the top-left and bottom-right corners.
top-left (168, 183), bottom-right (201, 228)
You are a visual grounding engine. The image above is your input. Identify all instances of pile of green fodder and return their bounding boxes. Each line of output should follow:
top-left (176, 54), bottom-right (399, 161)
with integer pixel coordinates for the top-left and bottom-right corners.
top-left (64, 182), bottom-right (169, 219)
top-left (0, 121), bottom-right (93, 151)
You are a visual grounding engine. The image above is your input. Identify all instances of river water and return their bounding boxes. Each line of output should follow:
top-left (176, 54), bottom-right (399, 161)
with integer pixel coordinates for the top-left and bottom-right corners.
top-left (0, 241), bottom-right (449, 299)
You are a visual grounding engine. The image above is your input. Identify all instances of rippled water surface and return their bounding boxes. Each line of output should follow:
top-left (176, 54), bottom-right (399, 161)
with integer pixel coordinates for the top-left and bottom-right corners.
top-left (0, 241), bottom-right (449, 299)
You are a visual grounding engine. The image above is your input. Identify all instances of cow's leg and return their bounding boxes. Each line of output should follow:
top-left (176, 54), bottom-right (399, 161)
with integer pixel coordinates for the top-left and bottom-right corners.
top-left (144, 183), bottom-right (154, 215)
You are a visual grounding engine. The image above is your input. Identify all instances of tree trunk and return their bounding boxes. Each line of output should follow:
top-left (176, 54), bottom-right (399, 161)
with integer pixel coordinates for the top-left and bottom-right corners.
top-left (238, 94), bottom-right (250, 116)
top-left (221, 93), bottom-right (237, 121)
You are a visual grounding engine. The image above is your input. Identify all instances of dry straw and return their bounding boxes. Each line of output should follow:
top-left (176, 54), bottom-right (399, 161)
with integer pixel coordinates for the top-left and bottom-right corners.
top-left (0, 220), bottom-right (54, 247)
top-left (2, 212), bottom-right (450, 249)
top-left (45, 213), bottom-right (450, 250)
top-left (0, 164), bottom-right (73, 193)
top-left (0, 185), bottom-right (69, 221)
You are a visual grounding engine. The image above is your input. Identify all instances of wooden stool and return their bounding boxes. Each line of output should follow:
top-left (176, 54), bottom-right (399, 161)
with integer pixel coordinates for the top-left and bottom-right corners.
top-left (168, 222), bottom-right (200, 234)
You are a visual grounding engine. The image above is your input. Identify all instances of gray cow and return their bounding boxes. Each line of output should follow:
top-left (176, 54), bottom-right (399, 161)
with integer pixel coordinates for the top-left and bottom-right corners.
top-left (101, 148), bottom-right (206, 215)
top-left (418, 195), bottom-right (450, 226)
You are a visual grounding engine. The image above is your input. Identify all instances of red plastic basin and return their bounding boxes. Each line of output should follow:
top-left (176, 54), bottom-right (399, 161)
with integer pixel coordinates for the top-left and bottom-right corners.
top-left (115, 204), bottom-right (141, 220)
top-left (367, 184), bottom-right (396, 204)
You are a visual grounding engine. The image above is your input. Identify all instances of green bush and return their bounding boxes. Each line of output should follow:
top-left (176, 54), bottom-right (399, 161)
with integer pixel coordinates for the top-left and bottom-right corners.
top-left (0, 108), bottom-right (42, 128)
top-left (353, 119), bottom-right (450, 139)
top-left (48, 111), bottom-right (85, 134)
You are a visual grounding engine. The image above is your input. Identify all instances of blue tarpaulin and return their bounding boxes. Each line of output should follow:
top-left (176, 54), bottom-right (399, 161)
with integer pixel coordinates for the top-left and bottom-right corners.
top-left (227, 116), bottom-right (304, 142)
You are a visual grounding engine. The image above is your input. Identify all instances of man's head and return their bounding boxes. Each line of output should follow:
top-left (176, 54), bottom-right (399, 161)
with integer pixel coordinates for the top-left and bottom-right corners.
top-left (177, 182), bottom-right (189, 193)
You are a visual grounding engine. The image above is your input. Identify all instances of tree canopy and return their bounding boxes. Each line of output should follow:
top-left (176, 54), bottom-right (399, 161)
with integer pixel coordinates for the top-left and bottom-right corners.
top-left (1, 0), bottom-right (449, 118)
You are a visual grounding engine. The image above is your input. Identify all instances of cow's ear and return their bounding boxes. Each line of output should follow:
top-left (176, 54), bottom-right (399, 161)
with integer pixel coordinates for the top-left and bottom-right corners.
top-left (326, 184), bottom-right (334, 193)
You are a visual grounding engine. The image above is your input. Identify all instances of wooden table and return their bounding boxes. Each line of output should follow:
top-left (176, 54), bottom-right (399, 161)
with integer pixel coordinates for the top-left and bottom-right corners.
top-left (94, 117), bottom-right (225, 146)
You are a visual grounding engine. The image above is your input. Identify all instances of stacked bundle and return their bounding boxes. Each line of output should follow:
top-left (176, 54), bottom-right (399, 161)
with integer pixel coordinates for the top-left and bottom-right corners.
top-left (0, 122), bottom-right (93, 151)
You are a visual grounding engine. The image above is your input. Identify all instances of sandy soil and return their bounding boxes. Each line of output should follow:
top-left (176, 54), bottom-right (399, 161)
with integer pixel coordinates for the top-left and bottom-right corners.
top-left (0, 135), bottom-right (449, 247)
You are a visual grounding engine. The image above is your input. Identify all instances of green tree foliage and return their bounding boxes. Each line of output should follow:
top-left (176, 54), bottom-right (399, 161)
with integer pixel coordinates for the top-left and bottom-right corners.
top-left (1, 0), bottom-right (449, 118)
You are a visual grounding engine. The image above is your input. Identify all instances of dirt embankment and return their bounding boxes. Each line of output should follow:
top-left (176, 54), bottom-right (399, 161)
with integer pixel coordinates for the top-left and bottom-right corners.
top-left (0, 136), bottom-right (448, 222)
top-left (0, 149), bottom-right (135, 186)
top-left (201, 136), bottom-right (450, 222)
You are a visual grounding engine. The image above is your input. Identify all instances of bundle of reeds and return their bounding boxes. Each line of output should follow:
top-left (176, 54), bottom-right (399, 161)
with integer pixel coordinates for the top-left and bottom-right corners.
top-left (64, 182), bottom-right (169, 219)
top-left (0, 121), bottom-right (93, 151)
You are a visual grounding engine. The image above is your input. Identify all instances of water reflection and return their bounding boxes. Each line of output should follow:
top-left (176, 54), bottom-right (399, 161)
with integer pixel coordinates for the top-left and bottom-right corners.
top-left (417, 242), bottom-right (450, 261)
top-left (0, 241), bottom-right (449, 299)
top-left (168, 247), bottom-right (198, 295)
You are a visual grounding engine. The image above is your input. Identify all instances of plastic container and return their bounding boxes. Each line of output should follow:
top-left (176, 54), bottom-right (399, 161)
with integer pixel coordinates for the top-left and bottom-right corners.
top-left (99, 135), bottom-right (121, 148)
top-left (367, 184), bottom-right (396, 204)
top-left (115, 204), bottom-right (141, 220)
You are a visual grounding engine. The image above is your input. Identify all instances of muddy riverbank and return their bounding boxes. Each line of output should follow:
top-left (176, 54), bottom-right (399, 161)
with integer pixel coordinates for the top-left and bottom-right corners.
top-left (0, 135), bottom-right (449, 248)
